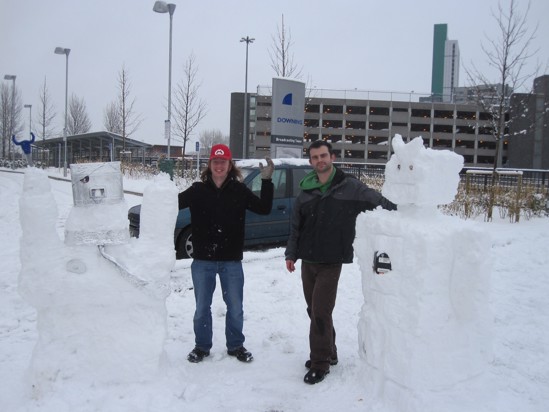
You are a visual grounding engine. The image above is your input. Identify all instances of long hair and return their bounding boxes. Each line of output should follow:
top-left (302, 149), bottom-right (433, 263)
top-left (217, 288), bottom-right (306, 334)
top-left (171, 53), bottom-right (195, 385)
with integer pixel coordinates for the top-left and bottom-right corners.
top-left (200, 159), bottom-right (243, 182)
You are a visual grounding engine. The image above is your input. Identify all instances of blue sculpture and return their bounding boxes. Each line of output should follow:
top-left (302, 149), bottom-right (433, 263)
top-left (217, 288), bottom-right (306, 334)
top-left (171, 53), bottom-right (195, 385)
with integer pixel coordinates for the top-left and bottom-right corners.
top-left (12, 132), bottom-right (35, 166)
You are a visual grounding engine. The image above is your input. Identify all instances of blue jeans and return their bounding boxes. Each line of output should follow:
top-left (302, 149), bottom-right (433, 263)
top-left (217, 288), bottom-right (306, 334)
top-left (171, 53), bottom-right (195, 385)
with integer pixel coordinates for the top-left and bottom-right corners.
top-left (191, 259), bottom-right (245, 351)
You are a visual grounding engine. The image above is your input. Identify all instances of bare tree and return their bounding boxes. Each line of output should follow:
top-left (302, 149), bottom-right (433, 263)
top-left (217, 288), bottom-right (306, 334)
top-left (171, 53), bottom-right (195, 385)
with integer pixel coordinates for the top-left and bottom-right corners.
top-left (1, 83), bottom-right (10, 158)
top-left (199, 129), bottom-right (228, 155)
top-left (173, 53), bottom-right (207, 158)
top-left (466, 0), bottom-right (539, 170)
top-left (67, 94), bottom-right (91, 135)
top-left (36, 77), bottom-right (57, 142)
top-left (269, 14), bottom-right (302, 78)
top-left (1, 83), bottom-right (23, 159)
top-left (103, 101), bottom-right (122, 135)
top-left (111, 65), bottom-right (142, 150)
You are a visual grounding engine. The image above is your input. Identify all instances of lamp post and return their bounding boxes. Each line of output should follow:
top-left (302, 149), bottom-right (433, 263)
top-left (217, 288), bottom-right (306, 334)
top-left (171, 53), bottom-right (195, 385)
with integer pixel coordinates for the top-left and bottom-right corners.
top-left (54, 47), bottom-right (70, 177)
top-left (240, 36), bottom-right (254, 159)
top-left (153, 1), bottom-right (176, 159)
top-left (4, 74), bottom-right (16, 163)
top-left (24, 104), bottom-right (32, 137)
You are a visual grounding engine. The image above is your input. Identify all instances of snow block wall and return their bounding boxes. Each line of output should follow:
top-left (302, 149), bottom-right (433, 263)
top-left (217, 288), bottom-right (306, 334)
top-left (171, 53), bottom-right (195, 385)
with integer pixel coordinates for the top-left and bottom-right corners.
top-left (354, 136), bottom-right (493, 411)
top-left (18, 168), bottom-right (178, 396)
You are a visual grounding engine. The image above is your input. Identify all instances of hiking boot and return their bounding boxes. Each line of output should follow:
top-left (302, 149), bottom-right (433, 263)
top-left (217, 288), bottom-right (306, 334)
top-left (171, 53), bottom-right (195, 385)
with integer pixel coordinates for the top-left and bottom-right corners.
top-left (304, 368), bottom-right (329, 384)
top-left (305, 357), bottom-right (338, 369)
top-left (187, 347), bottom-right (210, 363)
top-left (227, 346), bottom-right (253, 362)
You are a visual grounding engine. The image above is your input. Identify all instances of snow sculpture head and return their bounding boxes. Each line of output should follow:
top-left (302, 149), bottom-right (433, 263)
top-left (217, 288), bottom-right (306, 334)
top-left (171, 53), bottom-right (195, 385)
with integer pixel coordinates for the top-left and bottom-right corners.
top-left (382, 135), bottom-right (464, 206)
top-left (64, 162), bottom-right (130, 246)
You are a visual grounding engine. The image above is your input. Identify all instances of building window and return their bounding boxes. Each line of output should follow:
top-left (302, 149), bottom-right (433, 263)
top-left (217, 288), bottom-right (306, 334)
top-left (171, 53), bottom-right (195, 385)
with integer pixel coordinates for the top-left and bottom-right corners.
top-left (322, 120), bottom-right (343, 128)
top-left (370, 107), bottom-right (390, 116)
top-left (433, 124), bottom-right (453, 133)
top-left (305, 104), bottom-right (320, 113)
top-left (323, 105), bottom-right (343, 114)
top-left (478, 112), bottom-right (492, 121)
top-left (322, 134), bottom-right (342, 143)
top-left (411, 123), bottom-right (430, 132)
top-left (368, 136), bottom-right (389, 145)
top-left (456, 125), bottom-right (476, 134)
top-left (304, 119), bottom-right (319, 128)
top-left (411, 108), bottom-right (431, 118)
top-left (304, 133), bottom-right (319, 142)
top-left (369, 122), bottom-right (389, 130)
top-left (434, 110), bottom-right (454, 119)
top-left (345, 135), bottom-right (366, 144)
top-left (346, 105), bottom-right (367, 115)
top-left (346, 120), bottom-right (366, 129)
top-left (344, 149), bottom-right (365, 159)
top-left (456, 111), bottom-right (476, 120)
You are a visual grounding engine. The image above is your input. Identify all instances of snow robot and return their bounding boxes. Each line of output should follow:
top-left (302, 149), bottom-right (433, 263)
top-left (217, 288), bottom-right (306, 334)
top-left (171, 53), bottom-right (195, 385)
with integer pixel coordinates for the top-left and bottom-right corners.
top-left (354, 135), bottom-right (493, 411)
top-left (18, 163), bottom-right (178, 395)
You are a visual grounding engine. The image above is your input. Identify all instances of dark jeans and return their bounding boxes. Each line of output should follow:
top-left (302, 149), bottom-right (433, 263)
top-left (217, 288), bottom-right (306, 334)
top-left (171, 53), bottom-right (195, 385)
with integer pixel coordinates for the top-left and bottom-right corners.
top-left (301, 262), bottom-right (342, 371)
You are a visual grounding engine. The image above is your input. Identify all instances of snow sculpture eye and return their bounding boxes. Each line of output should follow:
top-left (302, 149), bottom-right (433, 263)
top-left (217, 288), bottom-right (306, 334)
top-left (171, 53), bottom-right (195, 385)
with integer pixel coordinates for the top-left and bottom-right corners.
top-left (409, 165), bottom-right (413, 171)
top-left (397, 164), bottom-right (401, 170)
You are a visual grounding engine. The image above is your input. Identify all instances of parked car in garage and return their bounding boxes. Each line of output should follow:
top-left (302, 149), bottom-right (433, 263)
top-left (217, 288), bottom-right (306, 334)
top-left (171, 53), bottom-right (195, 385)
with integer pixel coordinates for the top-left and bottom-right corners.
top-left (128, 161), bottom-right (312, 259)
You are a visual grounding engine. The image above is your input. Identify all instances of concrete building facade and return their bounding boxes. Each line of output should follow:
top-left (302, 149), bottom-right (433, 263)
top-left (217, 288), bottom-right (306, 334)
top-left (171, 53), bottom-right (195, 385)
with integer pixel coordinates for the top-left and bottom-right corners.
top-left (233, 89), bottom-right (504, 167)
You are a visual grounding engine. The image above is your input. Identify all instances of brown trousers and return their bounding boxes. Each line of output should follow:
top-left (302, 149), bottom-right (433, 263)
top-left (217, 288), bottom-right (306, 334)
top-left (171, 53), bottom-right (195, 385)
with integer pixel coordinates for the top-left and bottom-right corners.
top-left (301, 262), bottom-right (342, 371)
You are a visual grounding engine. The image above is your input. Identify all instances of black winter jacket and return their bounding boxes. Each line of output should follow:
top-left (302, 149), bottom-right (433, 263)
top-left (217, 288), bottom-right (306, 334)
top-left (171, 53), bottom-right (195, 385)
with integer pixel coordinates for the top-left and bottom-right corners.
top-left (178, 176), bottom-right (273, 261)
top-left (285, 168), bottom-right (396, 264)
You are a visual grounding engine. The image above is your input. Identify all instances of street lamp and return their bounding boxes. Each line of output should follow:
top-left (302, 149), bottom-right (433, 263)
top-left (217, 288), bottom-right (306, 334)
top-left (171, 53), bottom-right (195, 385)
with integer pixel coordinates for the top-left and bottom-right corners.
top-left (153, 1), bottom-right (176, 159)
top-left (240, 36), bottom-right (254, 159)
top-left (4, 74), bottom-right (16, 163)
top-left (54, 47), bottom-right (70, 177)
top-left (24, 104), bottom-right (32, 137)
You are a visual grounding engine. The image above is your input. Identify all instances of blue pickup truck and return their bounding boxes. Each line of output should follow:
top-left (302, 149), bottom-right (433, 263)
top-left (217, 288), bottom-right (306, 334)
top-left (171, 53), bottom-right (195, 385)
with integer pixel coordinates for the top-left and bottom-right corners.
top-left (128, 161), bottom-right (312, 259)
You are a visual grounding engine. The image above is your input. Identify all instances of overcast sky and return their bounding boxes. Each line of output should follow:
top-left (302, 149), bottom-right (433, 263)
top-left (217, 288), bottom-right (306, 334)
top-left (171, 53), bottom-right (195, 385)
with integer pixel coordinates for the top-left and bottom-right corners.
top-left (1, 0), bottom-right (548, 147)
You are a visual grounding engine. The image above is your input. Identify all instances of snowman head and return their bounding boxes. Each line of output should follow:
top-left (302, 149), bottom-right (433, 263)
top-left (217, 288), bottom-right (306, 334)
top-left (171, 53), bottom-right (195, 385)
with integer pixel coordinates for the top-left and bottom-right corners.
top-left (382, 135), bottom-right (464, 206)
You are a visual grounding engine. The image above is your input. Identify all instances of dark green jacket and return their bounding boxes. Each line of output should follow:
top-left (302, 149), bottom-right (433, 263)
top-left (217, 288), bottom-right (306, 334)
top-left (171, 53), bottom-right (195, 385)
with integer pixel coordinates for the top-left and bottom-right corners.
top-left (285, 167), bottom-right (395, 264)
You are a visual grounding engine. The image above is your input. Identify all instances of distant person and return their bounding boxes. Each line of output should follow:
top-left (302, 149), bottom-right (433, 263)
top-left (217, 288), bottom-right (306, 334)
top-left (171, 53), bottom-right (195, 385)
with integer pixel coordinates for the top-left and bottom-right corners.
top-left (285, 140), bottom-right (396, 384)
top-left (178, 144), bottom-right (274, 363)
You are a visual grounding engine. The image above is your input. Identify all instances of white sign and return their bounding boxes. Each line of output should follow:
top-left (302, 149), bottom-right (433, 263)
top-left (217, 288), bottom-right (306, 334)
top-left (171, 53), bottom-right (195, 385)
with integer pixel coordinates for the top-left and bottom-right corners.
top-left (271, 78), bottom-right (305, 158)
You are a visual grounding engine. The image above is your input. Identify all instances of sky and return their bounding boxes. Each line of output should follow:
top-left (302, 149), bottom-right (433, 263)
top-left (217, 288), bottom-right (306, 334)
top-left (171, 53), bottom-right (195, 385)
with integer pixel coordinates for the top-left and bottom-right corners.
top-left (1, 163), bottom-right (548, 411)
top-left (1, 0), bottom-right (549, 148)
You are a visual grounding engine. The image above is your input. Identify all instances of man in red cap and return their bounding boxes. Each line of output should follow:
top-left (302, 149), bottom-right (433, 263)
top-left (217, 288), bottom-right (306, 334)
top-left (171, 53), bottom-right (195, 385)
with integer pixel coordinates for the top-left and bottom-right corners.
top-left (178, 144), bottom-right (274, 363)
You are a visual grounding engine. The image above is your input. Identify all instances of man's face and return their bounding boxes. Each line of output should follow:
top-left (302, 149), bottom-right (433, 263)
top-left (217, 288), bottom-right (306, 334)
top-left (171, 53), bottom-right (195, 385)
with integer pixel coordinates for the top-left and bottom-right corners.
top-left (309, 146), bottom-right (334, 174)
top-left (210, 158), bottom-right (231, 179)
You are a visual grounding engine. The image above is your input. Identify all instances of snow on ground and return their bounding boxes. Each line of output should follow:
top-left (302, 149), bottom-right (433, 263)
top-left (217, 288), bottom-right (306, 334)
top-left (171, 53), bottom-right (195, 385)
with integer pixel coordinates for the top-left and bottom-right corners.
top-left (0, 167), bottom-right (548, 411)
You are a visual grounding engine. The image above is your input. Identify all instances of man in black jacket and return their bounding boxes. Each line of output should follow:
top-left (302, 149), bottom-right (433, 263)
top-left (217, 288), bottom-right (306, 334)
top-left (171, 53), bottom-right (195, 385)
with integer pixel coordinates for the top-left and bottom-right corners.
top-left (179, 144), bottom-right (274, 363)
top-left (285, 140), bottom-right (395, 384)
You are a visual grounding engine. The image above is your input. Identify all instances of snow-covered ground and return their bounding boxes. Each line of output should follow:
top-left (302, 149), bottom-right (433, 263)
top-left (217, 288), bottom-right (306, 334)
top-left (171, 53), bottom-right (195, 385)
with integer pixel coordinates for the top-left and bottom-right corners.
top-left (1, 167), bottom-right (548, 412)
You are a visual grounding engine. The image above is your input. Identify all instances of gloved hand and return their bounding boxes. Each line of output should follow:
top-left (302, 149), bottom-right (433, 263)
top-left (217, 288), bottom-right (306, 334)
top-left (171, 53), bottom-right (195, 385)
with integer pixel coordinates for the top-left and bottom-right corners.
top-left (259, 157), bottom-right (274, 180)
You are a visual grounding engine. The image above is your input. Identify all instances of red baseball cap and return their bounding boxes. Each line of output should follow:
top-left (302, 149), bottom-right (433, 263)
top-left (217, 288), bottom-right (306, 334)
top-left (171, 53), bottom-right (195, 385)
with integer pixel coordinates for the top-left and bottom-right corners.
top-left (210, 144), bottom-right (232, 160)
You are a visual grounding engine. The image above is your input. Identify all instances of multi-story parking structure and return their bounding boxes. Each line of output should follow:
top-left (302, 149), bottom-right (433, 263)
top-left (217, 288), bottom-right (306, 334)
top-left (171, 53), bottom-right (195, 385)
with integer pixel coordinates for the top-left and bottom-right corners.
top-left (232, 89), bottom-right (504, 168)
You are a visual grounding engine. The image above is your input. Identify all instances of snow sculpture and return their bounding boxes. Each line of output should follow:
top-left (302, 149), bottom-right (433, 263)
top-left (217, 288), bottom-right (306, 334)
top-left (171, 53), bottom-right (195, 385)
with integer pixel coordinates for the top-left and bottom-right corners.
top-left (18, 164), bottom-right (178, 396)
top-left (355, 135), bottom-right (493, 411)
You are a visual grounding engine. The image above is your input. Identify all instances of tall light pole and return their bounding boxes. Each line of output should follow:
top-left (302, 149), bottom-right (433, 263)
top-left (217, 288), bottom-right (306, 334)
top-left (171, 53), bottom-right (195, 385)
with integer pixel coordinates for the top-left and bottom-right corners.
top-left (24, 104), bottom-right (32, 137)
top-left (153, 1), bottom-right (176, 159)
top-left (240, 36), bottom-right (254, 159)
top-left (4, 74), bottom-right (16, 163)
top-left (54, 47), bottom-right (70, 177)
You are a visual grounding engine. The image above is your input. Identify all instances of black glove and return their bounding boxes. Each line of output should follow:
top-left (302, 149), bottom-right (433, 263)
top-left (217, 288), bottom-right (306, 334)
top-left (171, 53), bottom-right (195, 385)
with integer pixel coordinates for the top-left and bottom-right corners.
top-left (259, 157), bottom-right (274, 180)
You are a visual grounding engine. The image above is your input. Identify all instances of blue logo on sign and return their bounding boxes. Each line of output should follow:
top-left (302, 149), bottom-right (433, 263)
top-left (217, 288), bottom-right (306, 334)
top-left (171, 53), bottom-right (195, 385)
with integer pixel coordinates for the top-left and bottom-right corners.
top-left (282, 93), bottom-right (293, 105)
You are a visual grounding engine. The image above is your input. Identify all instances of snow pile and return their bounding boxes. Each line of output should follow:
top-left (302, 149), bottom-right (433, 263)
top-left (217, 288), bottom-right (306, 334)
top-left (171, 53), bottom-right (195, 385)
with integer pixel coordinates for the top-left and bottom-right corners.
top-left (354, 135), bottom-right (493, 411)
top-left (17, 167), bottom-right (178, 397)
